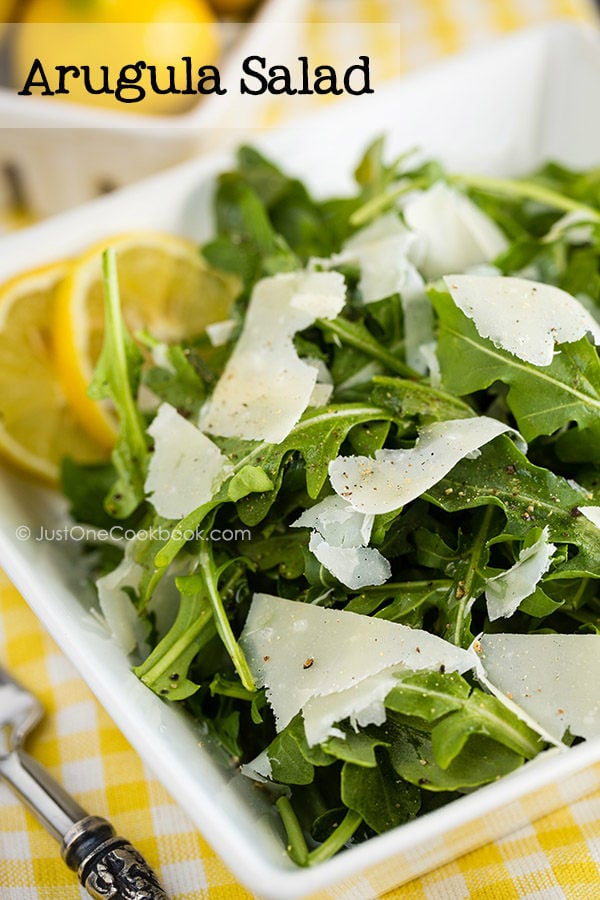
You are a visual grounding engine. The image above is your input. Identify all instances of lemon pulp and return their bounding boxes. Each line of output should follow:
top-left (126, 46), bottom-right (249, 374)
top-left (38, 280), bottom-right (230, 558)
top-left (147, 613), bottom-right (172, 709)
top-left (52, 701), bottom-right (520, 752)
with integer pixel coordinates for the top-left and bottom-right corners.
top-left (0, 262), bottom-right (108, 482)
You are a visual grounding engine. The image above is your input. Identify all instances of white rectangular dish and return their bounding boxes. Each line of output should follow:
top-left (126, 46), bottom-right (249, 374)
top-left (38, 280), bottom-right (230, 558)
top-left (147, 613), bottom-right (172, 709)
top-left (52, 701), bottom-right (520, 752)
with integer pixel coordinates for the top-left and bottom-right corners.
top-left (1, 21), bottom-right (600, 899)
top-left (0, 0), bottom-right (307, 219)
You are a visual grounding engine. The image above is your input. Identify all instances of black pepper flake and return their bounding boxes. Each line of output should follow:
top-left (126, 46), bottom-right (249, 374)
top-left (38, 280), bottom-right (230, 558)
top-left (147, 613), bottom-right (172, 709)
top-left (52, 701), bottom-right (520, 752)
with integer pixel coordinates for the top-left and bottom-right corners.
top-left (570, 506), bottom-right (583, 518)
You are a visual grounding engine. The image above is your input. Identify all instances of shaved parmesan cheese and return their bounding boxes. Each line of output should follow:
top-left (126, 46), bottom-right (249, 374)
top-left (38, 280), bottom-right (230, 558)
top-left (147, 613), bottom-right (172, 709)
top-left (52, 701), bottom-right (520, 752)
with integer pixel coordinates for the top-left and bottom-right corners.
top-left (329, 416), bottom-right (516, 515)
top-left (150, 341), bottom-right (175, 371)
top-left (339, 214), bottom-right (433, 373)
top-left (240, 749), bottom-right (272, 782)
top-left (443, 274), bottom-right (600, 366)
top-left (206, 318), bottom-right (236, 347)
top-left (292, 494), bottom-right (390, 589)
top-left (146, 403), bottom-right (231, 519)
top-left (96, 553), bottom-right (145, 654)
top-left (475, 633), bottom-right (600, 742)
top-left (306, 357), bottom-right (334, 408)
top-left (240, 593), bottom-right (473, 745)
top-left (417, 341), bottom-right (441, 387)
top-left (199, 271), bottom-right (345, 444)
top-left (293, 494), bottom-right (373, 547)
top-left (308, 382), bottom-right (333, 407)
top-left (308, 533), bottom-right (391, 590)
top-left (341, 213), bottom-right (424, 305)
top-left (302, 668), bottom-right (405, 745)
top-left (485, 528), bottom-right (556, 621)
top-left (580, 506), bottom-right (600, 529)
top-left (403, 182), bottom-right (508, 279)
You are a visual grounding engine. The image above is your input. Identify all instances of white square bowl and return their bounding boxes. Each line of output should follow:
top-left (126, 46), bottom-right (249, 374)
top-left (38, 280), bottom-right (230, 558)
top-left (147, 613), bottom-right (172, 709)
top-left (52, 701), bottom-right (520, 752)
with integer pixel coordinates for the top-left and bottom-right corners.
top-left (1, 21), bottom-right (600, 900)
top-left (0, 0), bottom-right (307, 219)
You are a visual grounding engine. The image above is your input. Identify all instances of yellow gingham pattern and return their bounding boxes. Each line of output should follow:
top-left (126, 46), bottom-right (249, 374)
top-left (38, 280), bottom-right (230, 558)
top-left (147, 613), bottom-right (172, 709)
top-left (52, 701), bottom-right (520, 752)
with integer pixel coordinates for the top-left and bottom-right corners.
top-left (2, 0), bottom-right (600, 897)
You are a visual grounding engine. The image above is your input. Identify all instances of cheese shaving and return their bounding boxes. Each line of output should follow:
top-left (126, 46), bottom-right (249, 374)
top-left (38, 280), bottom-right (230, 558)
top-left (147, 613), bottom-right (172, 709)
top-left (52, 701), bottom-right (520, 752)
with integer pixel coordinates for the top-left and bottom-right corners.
top-left (293, 494), bottom-right (373, 547)
top-left (443, 274), bottom-right (600, 366)
top-left (329, 416), bottom-right (516, 515)
top-left (199, 271), bottom-right (346, 443)
top-left (239, 593), bottom-right (473, 746)
top-left (580, 506), bottom-right (600, 529)
top-left (485, 527), bottom-right (556, 621)
top-left (339, 213), bottom-right (432, 373)
top-left (145, 402), bottom-right (231, 519)
top-left (308, 533), bottom-right (391, 590)
top-left (206, 318), bottom-right (237, 347)
top-left (403, 182), bottom-right (508, 279)
top-left (96, 553), bottom-right (146, 654)
top-left (341, 213), bottom-right (424, 304)
top-left (475, 633), bottom-right (600, 742)
top-left (293, 494), bottom-right (390, 589)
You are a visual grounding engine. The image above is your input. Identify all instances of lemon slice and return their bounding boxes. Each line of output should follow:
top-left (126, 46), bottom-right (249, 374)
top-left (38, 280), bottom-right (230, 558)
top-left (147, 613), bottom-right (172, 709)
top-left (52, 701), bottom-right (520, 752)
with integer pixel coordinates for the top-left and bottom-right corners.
top-left (53, 231), bottom-right (239, 447)
top-left (0, 262), bottom-right (107, 483)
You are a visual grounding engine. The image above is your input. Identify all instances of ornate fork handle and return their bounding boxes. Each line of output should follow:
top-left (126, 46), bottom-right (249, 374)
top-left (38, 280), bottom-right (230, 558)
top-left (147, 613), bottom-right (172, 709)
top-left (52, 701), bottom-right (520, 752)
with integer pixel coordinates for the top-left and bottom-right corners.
top-left (63, 816), bottom-right (169, 900)
top-left (1, 747), bottom-right (170, 900)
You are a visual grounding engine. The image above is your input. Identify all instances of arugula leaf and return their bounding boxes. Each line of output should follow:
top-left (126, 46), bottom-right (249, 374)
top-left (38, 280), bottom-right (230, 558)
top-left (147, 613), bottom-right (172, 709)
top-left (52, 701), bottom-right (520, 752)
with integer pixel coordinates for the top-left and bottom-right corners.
top-left (228, 465), bottom-right (274, 503)
top-left (61, 458), bottom-right (123, 529)
top-left (267, 715), bottom-right (333, 785)
top-left (384, 670), bottom-right (469, 721)
top-left (341, 755), bottom-right (421, 833)
top-left (323, 725), bottom-right (390, 767)
top-left (371, 376), bottom-right (474, 423)
top-left (431, 690), bottom-right (542, 765)
top-left (424, 436), bottom-right (600, 578)
top-left (387, 720), bottom-right (525, 791)
top-left (431, 286), bottom-right (600, 440)
top-left (142, 344), bottom-right (208, 419)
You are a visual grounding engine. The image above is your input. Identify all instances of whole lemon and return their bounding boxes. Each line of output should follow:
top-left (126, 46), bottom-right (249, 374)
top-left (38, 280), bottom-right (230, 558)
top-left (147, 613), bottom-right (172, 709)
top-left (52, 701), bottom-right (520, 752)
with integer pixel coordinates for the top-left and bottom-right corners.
top-left (210, 0), bottom-right (257, 17)
top-left (13, 0), bottom-right (221, 115)
top-left (0, 0), bottom-right (17, 44)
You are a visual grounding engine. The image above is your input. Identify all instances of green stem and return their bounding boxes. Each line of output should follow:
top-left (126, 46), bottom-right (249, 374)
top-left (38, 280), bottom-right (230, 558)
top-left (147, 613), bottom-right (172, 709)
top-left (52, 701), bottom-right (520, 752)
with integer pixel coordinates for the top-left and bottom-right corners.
top-left (317, 319), bottom-right (420, 380)
top-left (452, 173), bottom-right (600, 220)
top-left (451, 505), bottom-right (495, 646)
top-left (276, 797), bottom-right (309, 867)
top-left (101, 249), bottom-right (148, 470)
top-left (276, 798), bottom-right (362, 867)
top-left (135, 605), bottom-right (214, 687)
top-left (350, 178), bottom-right (429, 227)
top-left (307, 810), bottom-right (362, 865)
top-left (199, 540), bottom-right (255, 692)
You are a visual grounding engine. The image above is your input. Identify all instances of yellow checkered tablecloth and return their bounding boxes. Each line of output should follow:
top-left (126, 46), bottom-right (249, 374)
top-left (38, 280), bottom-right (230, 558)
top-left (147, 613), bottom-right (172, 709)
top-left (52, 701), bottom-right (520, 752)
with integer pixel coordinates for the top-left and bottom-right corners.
top-left (2, 0), bottom-right (600, 897)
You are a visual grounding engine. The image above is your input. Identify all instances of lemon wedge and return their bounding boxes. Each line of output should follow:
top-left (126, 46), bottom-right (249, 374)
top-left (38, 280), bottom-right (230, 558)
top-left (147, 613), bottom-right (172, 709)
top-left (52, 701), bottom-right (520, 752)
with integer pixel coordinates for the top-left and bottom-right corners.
top-left (0, 262), bottom-right (107, 483)
top-left (53, 231), bottom-right (239, 448)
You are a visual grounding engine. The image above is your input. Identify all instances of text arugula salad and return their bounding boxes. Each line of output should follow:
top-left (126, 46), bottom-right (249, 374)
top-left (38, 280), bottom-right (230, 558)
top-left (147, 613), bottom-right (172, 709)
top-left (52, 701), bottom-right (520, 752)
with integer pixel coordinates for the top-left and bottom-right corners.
top-left (63, 140), bottom-right (600, 865)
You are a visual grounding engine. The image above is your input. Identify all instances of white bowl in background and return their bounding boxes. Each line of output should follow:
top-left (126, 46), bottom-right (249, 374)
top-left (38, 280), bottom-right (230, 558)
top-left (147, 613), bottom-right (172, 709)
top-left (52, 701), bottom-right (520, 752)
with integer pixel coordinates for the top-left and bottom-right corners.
top-left (0, 0), bottom-right (307, 219)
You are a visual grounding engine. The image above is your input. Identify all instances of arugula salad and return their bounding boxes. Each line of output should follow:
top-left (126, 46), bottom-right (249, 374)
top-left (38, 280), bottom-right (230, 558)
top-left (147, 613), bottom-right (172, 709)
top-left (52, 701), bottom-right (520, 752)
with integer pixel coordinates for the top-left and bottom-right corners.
top-left (63, 140), bottom-right (600, 865)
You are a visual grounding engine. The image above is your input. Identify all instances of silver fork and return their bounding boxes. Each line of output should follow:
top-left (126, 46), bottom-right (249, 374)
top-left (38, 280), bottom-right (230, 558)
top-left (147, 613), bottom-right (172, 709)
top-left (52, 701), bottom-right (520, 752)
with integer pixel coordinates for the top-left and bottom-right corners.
top-left (0, 661), bottom-right (171, 899)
